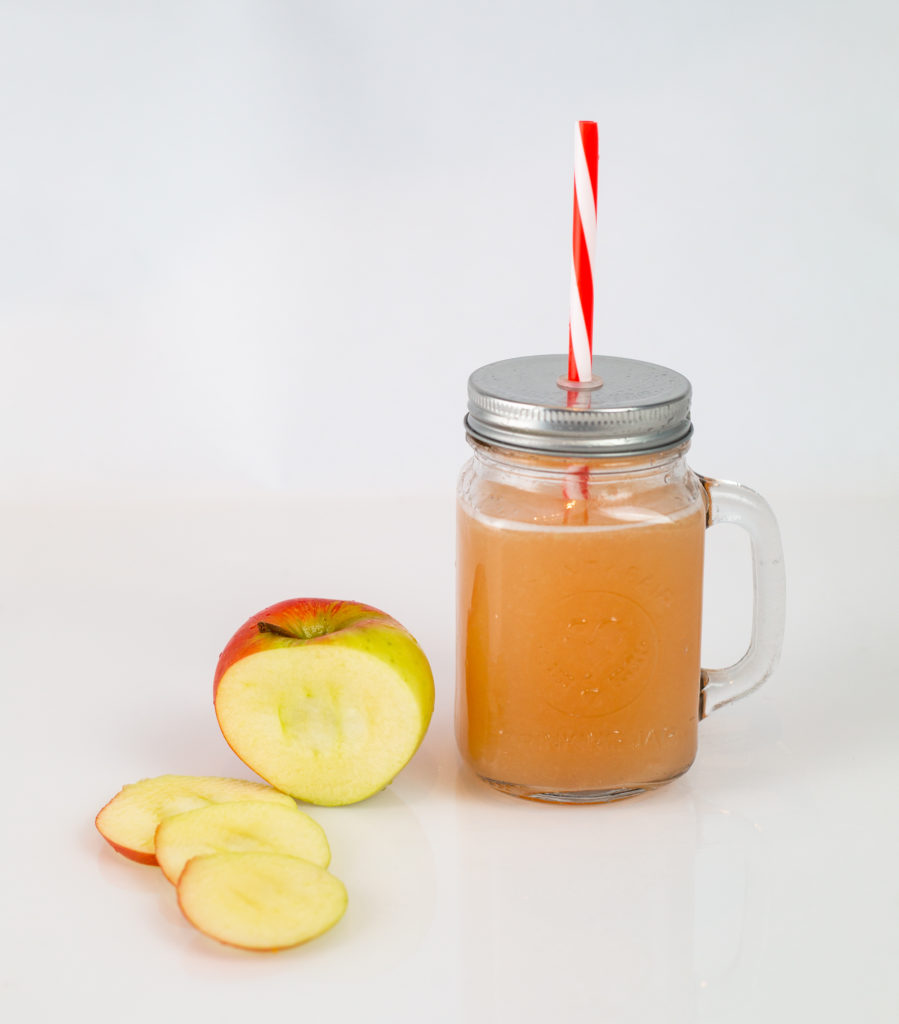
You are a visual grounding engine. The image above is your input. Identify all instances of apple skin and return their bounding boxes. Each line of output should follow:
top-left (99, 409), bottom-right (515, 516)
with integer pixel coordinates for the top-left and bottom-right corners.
top-left (213, 598), bottom-right (435, 801)
top-left (94, 823), bottom-right (157, 866)
top-left (213, 599), bottom-right (433, 714)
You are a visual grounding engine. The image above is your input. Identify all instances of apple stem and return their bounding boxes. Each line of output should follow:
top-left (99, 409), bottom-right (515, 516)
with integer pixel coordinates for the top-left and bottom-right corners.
top-left (256, 621), bottom-right (298, 639)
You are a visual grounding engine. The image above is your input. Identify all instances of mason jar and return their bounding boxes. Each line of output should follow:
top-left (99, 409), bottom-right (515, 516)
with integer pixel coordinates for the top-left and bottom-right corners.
top-left (456, 354), bottom-right (785, 802)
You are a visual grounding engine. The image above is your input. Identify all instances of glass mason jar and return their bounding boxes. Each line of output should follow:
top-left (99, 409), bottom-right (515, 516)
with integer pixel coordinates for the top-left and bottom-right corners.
top-left (456, 355), bottom-right (785, 802)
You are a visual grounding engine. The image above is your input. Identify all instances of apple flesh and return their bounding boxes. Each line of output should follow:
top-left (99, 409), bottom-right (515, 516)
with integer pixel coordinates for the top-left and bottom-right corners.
top-left (213, 599), bottom-right (434, 806)
top-left (95, 775), bottom-right (296, 865)
top-left (154, 800), bottom-right (330, 884)
top-left (177, 852), bottom-right (347, 951)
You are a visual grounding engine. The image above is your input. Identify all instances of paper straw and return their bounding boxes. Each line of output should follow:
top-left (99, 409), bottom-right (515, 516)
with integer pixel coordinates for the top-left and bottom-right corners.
top-left (567, 121), bottom-right (599, 383)
top-left (563, 464), bottom-right (589, 504)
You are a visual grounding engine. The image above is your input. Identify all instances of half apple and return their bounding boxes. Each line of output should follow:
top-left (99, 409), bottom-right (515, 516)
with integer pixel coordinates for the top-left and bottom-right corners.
top-left (213, 599), bottom-right (434, 806)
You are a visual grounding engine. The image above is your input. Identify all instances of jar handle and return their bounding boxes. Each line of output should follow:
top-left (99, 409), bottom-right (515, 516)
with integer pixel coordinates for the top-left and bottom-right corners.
top-left (698, 476), bottom-right (786, 718)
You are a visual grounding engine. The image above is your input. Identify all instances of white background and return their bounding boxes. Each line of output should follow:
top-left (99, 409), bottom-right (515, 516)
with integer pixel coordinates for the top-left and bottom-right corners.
top-left (2, 3), bottom-right (897, 1022)
top-left (2, 0), bottom-right (897, 499)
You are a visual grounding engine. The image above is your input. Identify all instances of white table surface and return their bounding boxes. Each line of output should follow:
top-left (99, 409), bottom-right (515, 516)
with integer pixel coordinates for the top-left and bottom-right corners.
top-left (2, 488), bottom-right (896, 1023)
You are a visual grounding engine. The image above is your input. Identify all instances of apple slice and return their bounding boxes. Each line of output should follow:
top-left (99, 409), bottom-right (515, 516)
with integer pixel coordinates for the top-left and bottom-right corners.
top-left (177, 852), bottom-right (347, 951)
top-left (214, 599), bottom-right (434, 805)
top-left (96, 775), bottom-right (296, 865)
top-left (154, 801), bottom-right (330, 884)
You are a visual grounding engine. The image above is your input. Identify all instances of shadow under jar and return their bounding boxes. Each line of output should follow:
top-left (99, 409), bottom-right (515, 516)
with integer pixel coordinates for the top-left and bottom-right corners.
top-left (456, 355), bottom-right (785, 803)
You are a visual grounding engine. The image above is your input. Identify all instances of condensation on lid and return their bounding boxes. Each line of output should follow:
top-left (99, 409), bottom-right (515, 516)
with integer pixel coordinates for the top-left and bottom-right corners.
top-left (465, 354), bottom-right (693, 456)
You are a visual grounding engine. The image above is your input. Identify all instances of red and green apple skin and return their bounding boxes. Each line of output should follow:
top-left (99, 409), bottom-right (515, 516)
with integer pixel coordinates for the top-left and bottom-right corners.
top-left (213, 599), bottom-right (435, 806)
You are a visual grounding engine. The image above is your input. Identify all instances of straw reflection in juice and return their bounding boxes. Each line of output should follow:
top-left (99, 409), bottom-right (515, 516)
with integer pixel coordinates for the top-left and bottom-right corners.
top-left (456, 501), bottom-right (706, 793)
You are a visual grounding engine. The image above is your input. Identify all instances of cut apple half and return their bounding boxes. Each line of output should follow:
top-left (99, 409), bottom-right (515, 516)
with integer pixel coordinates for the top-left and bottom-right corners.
top-left (177, 852), bottom-right (347, 951)
top-left (154, 800), bottom-right (330, 884)
top-left (216, 645), bottom-right (425, 805)
top-left (214, 600), bottom-right (435, 806)
top-left (95, 775), bottom-right (296, 865)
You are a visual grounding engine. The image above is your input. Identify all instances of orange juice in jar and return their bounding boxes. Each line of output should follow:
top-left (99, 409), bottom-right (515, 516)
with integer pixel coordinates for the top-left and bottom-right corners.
top-left (456, 355), bottom-right (785, 802)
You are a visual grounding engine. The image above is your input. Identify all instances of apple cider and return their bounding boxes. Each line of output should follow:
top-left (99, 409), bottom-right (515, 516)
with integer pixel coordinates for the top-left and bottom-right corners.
top-left (456, 442), bottom-right (706, 800)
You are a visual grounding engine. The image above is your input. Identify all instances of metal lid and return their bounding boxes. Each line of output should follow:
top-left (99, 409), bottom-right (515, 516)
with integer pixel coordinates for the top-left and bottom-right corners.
top-left (465, 354), bottom-right (693, 456)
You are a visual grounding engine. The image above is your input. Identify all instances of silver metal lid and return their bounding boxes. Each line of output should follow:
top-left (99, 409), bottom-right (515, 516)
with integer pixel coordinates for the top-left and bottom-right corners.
top-left (465, 354), bottom-right (693, 456)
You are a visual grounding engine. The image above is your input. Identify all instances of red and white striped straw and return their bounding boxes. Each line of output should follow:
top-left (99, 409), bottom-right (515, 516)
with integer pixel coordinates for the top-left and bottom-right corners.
top-left (567, 121), bottom-right (599, 383)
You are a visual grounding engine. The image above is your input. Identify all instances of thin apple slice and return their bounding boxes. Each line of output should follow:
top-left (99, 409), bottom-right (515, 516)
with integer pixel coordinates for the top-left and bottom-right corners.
top-left (177, 852), bottom-right (347, 951)
top-left (154, 801), bottom-right (330, 884)
top-left (96, 775), bottom-right (296, 865)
